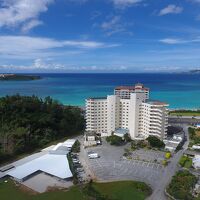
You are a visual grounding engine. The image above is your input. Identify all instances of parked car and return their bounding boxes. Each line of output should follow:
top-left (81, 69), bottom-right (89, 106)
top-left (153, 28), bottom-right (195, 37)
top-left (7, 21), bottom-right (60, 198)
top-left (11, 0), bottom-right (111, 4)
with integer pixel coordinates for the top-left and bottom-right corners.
top-left (88, 153), bottom-right (99, 159)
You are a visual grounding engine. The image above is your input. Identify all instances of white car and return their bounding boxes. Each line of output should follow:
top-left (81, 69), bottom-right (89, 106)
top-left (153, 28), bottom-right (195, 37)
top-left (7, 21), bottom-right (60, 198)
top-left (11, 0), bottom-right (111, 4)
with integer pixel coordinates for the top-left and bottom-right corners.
top-left (88, 153), bottom-right (99, 159)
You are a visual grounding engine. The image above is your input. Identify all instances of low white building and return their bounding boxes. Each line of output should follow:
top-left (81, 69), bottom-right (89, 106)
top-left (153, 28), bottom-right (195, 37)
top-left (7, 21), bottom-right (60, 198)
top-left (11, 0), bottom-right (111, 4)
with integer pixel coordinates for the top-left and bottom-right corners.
top-left (7, 154), bottom-right (73, 181)
top-left (48, 139), bottom-right (76, 155)
top-left (164, 134), bottom-right (184, 152)
top-left (6, 139), bottom-right (76, 181)
top-left (192, 145), bottom-right (200, 150)
top-left (86, 84), bottom-right (168, 140)
top-left (193, 155), bottom-right (200, 169)
top-left (84, 131), bottom-right (97, 147)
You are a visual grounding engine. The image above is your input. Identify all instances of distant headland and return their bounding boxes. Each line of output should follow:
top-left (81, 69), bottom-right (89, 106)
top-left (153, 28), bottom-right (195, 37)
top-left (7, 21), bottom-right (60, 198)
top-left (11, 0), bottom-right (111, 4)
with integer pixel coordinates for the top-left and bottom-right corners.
top-left (189, 70), bottom-right (200, 74)
top-left (0, 74), bottom-right (41, 81)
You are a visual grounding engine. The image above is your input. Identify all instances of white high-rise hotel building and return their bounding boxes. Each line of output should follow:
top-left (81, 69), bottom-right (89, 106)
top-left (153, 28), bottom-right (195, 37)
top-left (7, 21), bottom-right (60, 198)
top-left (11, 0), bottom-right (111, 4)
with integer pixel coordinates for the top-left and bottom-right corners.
top-left (86, 84), bottom-right (168, 140)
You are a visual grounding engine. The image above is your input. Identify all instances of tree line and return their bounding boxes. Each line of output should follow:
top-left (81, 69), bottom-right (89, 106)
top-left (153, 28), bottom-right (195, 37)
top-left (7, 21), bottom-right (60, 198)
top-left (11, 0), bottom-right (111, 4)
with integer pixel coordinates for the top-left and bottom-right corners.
top-left (0, 95), bottom-right (85, 163)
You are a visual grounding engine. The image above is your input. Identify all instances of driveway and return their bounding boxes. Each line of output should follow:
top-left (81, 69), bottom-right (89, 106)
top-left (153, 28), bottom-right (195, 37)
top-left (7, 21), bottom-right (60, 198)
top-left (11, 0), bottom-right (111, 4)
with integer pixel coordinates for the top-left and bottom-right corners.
top-left (147, 125), bottom-right (189, 200)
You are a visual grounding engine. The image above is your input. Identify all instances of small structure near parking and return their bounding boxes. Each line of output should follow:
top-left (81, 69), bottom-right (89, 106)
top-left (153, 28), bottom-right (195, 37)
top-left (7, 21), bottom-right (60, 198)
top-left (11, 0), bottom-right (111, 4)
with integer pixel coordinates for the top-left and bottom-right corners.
top-left (84, 131), bottom-right (97, 147)
top-left (164, 133), bottom-right (184, 152)
top-left (193, 155), bottom-right (200, 169)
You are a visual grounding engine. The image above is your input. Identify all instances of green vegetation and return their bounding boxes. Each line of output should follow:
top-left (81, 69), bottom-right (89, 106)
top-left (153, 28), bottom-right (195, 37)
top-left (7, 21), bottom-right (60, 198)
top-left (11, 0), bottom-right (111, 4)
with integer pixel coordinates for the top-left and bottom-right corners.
top-left (123, 148), bottom-right (132, 158)
top-left (146, 136), bottom-right (165, 149)
top-left (106, 135), bottom-right (123, 146)
top-left (188, 127), bottom-right (200, 147)
top-left (179, 155), bottom-right (193, 169)
top-left (167, 170), bottom-right (197, 200)
top-left (162, 160), bottom-right (168, 166)
top-left (0, 74), bottom-right (41, 81)
top-left (72, 140), bottom-right (81, 153)
top-left (0, 179), bottom-right (151, 200)
top-left (93, 181), bottom-right (152, 200)
top-left (67, 153), bottom-right (78, 184)
top-left (124, 133), bottom-right (132, 142)
top-left (131, 140), bottom-right (148, 150)
top-left (170, 110), bottom-right (200, 116)
top-left (165, 152), bottom-right (171, 159)
top-left (0, 95), bottom-right (84, 164)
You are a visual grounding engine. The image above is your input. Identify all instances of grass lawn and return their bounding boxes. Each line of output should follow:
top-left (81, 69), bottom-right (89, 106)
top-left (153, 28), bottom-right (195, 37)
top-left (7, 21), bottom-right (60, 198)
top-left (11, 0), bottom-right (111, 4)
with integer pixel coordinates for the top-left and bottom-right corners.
top-left (179, 155), bottom-right (192, 169)
top-left (0, 180), bottom-right (151, 200)
top-left (93, 181), bottom-right (151, 200)
top-left (184, 159), bottom-right (192, 169)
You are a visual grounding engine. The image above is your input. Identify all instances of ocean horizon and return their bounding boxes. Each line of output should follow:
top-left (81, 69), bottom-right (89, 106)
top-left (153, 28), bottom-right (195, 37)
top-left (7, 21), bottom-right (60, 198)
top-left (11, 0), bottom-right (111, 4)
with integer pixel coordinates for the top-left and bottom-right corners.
top-left (0, 73), bottom-right (200, 109)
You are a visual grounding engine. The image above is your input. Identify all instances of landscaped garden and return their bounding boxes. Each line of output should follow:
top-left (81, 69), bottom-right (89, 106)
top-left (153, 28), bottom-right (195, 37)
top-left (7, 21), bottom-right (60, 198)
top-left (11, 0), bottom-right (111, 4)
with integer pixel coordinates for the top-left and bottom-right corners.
top-left (188, 127), bottom-right (200, 147)
top-left (167, 170), bottom-right (197, 200)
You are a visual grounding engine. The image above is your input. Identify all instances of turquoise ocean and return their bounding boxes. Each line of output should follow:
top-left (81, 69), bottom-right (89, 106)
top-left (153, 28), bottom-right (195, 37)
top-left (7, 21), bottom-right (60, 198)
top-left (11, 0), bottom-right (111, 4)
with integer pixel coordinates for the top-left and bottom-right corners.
top-left (0, 73), bottom-right (200, 109)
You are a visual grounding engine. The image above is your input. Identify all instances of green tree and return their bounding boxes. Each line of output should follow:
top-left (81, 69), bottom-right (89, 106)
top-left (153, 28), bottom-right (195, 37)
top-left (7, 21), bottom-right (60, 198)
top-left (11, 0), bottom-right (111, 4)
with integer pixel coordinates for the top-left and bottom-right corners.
top-left (147, 136), bottom-right (165, 148)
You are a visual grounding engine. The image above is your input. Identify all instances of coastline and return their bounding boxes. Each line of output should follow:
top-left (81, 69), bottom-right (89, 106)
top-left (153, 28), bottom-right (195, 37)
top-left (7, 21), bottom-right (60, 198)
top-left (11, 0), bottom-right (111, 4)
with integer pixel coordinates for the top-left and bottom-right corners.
top-left (0, 73), bottom-right (200, 109)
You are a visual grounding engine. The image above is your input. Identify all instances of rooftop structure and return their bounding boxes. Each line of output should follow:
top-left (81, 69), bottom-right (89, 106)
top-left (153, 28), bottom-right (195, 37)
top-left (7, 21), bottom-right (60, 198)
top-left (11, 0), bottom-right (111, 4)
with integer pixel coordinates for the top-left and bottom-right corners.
top-left (114, 83), bottom-right (149, 99)
top-left (84, 131), bottom-right (97, 147)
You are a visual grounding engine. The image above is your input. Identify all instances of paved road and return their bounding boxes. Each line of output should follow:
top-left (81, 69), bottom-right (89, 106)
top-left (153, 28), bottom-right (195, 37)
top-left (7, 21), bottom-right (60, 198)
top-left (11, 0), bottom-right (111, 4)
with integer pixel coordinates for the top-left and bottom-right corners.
top-left (169, 116), bottom-right (200, 125)
top-left (78, 137), bottom-right (96, 180)
top-left (147, 125), bottom-right (189, 200)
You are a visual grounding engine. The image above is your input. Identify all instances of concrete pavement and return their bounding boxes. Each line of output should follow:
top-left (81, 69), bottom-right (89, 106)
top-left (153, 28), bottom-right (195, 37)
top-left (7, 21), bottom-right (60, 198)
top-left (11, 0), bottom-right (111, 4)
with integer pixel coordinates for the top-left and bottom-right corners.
top-left (147, 125), bottom-right (189, 200)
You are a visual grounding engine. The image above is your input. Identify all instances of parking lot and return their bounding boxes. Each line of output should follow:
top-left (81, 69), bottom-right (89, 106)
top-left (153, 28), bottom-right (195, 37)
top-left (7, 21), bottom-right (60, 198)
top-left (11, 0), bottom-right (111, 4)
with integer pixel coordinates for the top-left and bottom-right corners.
top-left (83, 140), bottom-right (166, 189)
top-left (132, 149), bottom-right (165, 164)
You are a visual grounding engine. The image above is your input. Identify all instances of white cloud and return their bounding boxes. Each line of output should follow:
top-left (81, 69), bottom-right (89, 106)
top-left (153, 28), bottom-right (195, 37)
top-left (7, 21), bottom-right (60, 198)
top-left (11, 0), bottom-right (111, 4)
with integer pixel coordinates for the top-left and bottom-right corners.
top-left (110, 0), bottom-right (143, 8)
top-left (0, 59), bottom-right (128, 72)
top-left (144, 66), bottom-right (181, 72)
top-left (100, 15), bottom-right (132, 36)
top-left (159, 37), bottom-right (200, 44)
top-left (159, 38), bottom-right (184, 44)
top-left (159, 5), bottom-right (183, 16)
top-left (101, 16), bottom-right (124, 35)
top-left (21, 19), bottom-right (43, 33)
top-left (0, 35), bottom-right (119, 59)
top-left (0, 0), bottom-right (54, 31)
top-left (0, 59), bottom-right (64, 71)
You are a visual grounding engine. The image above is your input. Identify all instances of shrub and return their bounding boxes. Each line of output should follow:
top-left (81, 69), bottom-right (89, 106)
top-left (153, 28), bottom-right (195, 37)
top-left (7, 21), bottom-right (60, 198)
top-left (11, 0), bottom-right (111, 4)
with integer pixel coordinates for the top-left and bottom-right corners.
top-left (147, 136), bottom-right (165, 148)
top-left (106, 135), bottom-right (123, 146)
top-left (124, 133), bottom-right (131, 142)
top-left (162, 160), bottom-right (168, 166)
top-left (179, 155), bottom-right (192, 169)
top-left (165, 152), bottom-right (171, 159)
top-left (167, 170), bottom-right (197, 200)
top-left (71, 140), bottom-right (80, 153)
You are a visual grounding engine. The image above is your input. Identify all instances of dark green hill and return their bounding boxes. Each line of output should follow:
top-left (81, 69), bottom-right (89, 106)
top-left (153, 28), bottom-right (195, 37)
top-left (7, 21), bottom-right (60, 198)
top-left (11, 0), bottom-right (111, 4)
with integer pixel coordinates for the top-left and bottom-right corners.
top-left (0, 74), bottom-right (41, 81)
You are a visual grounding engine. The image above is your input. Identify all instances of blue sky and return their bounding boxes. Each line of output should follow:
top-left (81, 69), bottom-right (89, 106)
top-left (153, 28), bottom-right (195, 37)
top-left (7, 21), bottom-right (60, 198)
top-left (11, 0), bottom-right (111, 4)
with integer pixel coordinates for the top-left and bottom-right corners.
top-left (0, 0), bottom-right (200, 73)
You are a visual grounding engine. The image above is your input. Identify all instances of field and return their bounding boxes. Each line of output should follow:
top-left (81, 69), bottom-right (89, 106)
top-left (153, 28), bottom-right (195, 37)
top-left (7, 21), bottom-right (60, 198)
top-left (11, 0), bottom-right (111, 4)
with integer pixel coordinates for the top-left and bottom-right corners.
top-left (0, 180), bottom-right (151, 200)
top-left (93, 181), bottom-right (151, 200)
